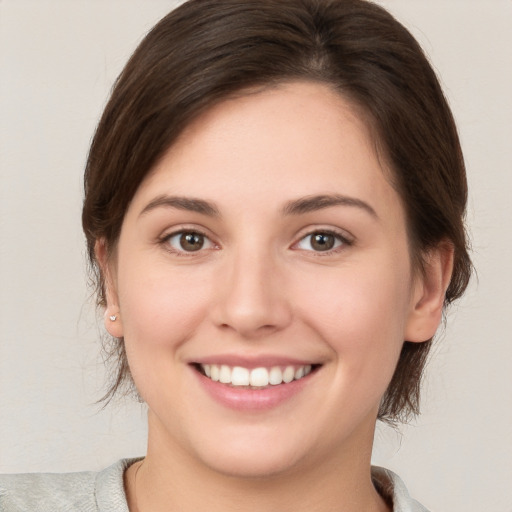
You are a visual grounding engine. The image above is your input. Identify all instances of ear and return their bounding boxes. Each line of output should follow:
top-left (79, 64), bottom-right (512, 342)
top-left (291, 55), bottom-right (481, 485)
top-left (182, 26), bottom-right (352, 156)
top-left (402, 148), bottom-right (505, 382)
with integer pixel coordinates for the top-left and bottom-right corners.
top-left (95, 239), bottom-right (124, 338)
top-left (405, 242), bottom-right (454, 343)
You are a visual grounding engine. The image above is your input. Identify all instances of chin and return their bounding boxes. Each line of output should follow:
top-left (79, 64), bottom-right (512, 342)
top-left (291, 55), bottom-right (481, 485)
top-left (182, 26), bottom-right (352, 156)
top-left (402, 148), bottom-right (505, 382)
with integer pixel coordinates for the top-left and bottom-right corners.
top-left (187, 426), bottom-right (312, 479)
top-left (200, 448), bottom-right (305, 480)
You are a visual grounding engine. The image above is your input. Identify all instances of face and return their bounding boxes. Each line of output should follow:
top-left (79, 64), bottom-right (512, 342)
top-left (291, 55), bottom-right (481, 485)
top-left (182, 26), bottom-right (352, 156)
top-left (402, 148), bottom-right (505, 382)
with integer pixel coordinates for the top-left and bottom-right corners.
top-left (105, 82), bottom-right (427, 478)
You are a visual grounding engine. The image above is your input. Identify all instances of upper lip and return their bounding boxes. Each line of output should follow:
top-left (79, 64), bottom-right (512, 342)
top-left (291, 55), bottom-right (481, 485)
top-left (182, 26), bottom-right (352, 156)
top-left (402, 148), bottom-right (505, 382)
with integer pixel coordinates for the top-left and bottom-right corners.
top-left (189, 354), bottom-right (322, 369)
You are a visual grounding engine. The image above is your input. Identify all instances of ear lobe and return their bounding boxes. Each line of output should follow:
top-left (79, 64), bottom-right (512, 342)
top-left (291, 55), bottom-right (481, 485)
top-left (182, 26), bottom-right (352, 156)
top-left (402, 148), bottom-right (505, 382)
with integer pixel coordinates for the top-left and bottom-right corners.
top-left (95, 239), bottom-right (124, 338)
top-left (405, 242), bottom-right (454, 343)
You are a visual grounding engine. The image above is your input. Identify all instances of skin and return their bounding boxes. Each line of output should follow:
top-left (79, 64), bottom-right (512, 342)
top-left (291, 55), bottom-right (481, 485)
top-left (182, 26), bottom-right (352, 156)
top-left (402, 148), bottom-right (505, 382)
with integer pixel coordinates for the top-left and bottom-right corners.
top-left (98, 81), bottom-right (452, 512)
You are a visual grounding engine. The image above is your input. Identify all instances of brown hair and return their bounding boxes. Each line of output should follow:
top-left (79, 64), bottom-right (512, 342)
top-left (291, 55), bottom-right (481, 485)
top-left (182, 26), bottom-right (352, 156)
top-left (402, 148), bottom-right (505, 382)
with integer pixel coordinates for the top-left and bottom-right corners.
top-left (82, 0), bottom-right (471, 422)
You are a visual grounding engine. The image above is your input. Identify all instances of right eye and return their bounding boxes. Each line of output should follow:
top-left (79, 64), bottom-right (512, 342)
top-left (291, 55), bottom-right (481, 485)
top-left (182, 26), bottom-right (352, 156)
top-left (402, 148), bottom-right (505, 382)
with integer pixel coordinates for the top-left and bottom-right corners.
top-left (164, 231), bottom-right (215, 254)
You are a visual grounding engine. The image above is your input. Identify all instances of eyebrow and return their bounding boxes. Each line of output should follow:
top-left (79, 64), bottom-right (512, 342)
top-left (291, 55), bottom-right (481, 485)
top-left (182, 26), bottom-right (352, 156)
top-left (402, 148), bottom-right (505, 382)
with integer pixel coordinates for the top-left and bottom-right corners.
top-left (282, 194), bottom-right (378, 219)
top-left (139, 193), bottom-right (377, 220)
top-left (139, 195), bottom-right (221, 217)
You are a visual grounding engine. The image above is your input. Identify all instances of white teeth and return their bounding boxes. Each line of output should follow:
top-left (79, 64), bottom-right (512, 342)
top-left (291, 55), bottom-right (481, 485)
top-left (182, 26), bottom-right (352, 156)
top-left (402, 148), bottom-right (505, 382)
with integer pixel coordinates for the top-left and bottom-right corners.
top-left (269, 366), bottom-right (283, 385)
top-left (219, 365), bottom-right (231, 384)
top-left (282, 366), bottom-right (295, 383)
top-left (210, 364), bottom-right (220, 381)
top-left (231, 366), bottom-right (250, 386)
top-left (250, 368), bottom-right (269, 387)
top-left (199, 363), bottom-right (314, 387)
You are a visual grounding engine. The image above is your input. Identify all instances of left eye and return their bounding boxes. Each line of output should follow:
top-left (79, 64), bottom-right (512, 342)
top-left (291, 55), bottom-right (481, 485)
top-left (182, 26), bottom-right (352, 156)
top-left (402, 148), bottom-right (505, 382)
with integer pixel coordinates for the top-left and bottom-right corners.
top-left (295, 232), bottom-right (344, 252)
top-left (165, 231), bottom-right (214, 253)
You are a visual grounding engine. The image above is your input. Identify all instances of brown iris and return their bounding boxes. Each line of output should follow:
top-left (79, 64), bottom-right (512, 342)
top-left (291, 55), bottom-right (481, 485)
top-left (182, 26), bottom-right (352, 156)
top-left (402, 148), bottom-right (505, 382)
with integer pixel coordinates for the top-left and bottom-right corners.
top-left (180, 232), bottom-right (204, 251)
top-left (310, 233), bottom-right (336, 251)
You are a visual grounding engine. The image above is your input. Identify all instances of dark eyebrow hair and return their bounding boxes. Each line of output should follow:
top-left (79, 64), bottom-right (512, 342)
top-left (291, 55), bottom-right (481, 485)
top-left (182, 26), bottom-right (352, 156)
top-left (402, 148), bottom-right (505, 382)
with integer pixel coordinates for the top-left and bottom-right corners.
top-left (139, 193), bottom-right (377, 220)
top-left (282, 194), bottom-right (378, 219)
top-left (139, 195), bottom-right (221, 217)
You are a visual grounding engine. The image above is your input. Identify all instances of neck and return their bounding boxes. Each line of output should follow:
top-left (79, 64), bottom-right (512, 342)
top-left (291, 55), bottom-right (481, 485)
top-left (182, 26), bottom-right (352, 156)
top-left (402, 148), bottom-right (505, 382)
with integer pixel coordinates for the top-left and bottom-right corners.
top-left (126, 413), bottom-right (390, 512)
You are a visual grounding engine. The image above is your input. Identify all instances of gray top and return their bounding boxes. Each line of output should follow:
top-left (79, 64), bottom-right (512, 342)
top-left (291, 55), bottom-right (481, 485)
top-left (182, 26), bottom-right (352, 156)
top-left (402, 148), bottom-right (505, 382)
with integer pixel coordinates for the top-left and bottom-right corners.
top-left (0, 459), bottom-right (428, 512)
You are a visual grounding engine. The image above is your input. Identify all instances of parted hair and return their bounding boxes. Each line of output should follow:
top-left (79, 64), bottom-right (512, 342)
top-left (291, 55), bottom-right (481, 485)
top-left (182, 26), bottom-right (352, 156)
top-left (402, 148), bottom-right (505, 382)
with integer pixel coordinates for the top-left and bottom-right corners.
top-left (82, 0), bottom-right (471, 422)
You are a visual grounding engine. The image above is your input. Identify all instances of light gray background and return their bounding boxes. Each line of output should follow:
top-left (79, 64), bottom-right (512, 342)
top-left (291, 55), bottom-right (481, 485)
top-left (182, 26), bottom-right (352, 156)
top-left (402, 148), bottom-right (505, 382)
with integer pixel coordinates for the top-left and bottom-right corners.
top-left (1, 1), bottom-right (511, 510)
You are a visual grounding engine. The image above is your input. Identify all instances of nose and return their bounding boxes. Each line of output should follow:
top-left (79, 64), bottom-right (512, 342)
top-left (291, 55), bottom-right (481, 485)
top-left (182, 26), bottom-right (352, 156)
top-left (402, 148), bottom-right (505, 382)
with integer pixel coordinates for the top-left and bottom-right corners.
top-left (211, 248), bottom-right (293, 339)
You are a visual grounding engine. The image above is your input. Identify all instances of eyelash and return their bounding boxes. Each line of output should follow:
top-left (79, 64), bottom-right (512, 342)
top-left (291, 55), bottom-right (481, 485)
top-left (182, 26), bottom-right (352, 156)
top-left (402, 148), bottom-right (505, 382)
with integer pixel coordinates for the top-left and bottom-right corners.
top-left (293, 229), bottom-right (353, 255)
top-left (159, 228), bottom-right (353, 256)
top-left (159, 228), bottom-right (216, 256)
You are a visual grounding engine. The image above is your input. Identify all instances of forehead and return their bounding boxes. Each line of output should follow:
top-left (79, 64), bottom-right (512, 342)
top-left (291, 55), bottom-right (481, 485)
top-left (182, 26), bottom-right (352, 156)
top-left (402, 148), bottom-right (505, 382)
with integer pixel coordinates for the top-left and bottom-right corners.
top-left (128, 81), bottom-right (403, 226)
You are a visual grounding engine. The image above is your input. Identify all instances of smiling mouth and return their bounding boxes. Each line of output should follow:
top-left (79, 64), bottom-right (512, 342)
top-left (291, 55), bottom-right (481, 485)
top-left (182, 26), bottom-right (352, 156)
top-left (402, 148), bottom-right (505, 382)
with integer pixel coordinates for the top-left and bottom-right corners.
top-left (194, 363), bottom-right (319, 388)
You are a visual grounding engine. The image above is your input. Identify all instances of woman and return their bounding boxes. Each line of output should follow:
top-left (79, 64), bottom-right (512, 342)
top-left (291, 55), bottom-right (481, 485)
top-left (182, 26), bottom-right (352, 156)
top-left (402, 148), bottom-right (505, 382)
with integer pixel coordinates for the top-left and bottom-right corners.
top-left (1, 0), bottom-right (471, 510)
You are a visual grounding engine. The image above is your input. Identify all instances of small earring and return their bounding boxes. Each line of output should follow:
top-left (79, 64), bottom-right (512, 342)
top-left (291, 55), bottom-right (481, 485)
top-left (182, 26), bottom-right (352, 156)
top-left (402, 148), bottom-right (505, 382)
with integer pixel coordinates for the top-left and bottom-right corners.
top-left (109, 314), bottom-right (118, 322)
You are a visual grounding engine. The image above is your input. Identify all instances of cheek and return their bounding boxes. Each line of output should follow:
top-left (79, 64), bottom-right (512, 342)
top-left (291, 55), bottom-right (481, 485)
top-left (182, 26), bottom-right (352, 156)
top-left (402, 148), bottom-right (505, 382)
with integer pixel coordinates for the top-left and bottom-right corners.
top-left (294, 262), bottom-right (411, 377)
top-left (299, 261), bottom-right (410, 329)
top-left (114, 257), bottom-right (216, 405)
top-left (116, 257), bottom-right (213, 350)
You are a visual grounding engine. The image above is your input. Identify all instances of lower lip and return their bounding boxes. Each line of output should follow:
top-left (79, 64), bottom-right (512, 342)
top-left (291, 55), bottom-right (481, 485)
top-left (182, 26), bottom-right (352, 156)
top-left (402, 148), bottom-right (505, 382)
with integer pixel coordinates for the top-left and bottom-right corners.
top-left (193, 368), bottom-right (314, 411)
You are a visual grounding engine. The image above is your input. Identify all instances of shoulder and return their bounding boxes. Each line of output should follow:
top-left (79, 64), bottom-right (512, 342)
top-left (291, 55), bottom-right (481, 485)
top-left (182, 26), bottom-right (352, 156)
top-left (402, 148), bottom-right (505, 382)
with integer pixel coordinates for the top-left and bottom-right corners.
top-left (0, 459), bottom-right (138, 512)
top-left (0, 470), bottom-right (97, 511)
top-left (372, 466), bottom-right (430, 512)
